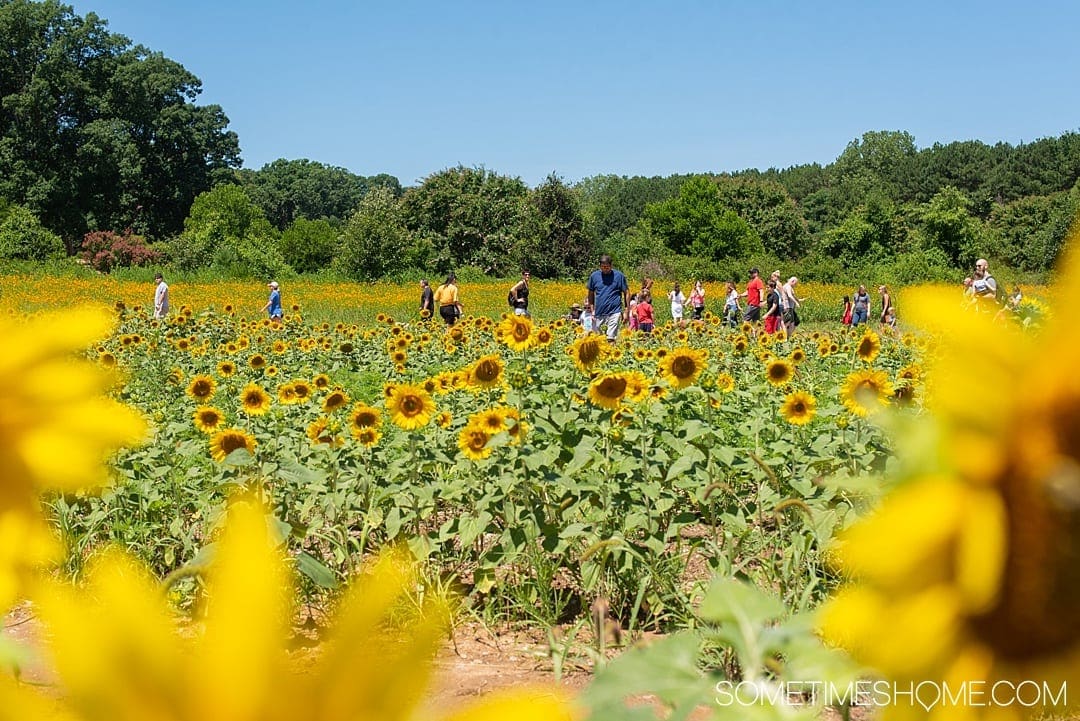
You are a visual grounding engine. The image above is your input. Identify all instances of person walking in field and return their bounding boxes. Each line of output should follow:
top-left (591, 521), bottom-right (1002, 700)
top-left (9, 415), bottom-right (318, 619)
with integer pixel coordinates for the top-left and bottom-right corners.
top-left (508, 270), bottom-right (530, 316)
top-left (586, 254), bottom-right (629, 342)
top-left (852, 285), bottom-right (870, 325)
top-left (668, 282), bottom-right (687, 326)
top-left (742, 268), bottom-right (764, 322)
top-left (634, 291), bottom-right (655, 334)
top-left (689, 280), bottom-right (706, 321)
top-left (419, 279), bottom-right (435, 318)
top-left (261, 281), bottom-right (283, 321)
top-left (723, 280), bottom-right (740, 328)
top-left (434, 273), bottom-right (462, 326)
top-left (153, 273), bottom-right (169, 319)
top-left (878, 285), bottom-right (893, 325)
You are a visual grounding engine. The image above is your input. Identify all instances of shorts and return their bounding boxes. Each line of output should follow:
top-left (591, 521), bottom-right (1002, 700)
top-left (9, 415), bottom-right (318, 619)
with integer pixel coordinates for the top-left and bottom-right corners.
top-left (743, 305), bottom-right (761, 322)
top-left (439, 305), bottom-right (458, 325)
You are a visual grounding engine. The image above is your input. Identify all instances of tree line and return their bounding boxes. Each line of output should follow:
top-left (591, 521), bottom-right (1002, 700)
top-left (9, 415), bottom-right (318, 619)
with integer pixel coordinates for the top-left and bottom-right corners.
top-left (2, 0), bottom-right (1078, 283)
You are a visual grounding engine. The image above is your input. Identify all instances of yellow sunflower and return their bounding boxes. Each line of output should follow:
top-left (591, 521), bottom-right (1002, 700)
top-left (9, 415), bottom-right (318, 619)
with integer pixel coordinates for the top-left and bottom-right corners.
top-left (659, 347), bottom-right (708, 389)
top-left (764, 358), bottom-right (795, 387)
top-left (248, 353), bottom-right (267, 370)
top-left (818, 241), bottom-right (1080, 715)
top-left (622, 371), bottom-right (650, 403)
top-left (277, 382), bottom-right (299, 405)
top-left (193, 406), bottom-right (226, 434)
top-left (290, 380), bottom-right (314, 403)
top-left (789, 347), bottom-right (807, 365)
top-left (570, 335), bottom-right (606, 372)
top-left (98, 351), bottom-right (117, 367)
top-left (217, 360), bottom-right (237, 377)
top-left (239, 383), bottom-right (272, 415)
top-left (354, 426), bottom-right (381, 447)
top-left (856, 328), bottom-right (882, 363)
top-left (435, 410), bottom-right (453, 428)
top-left (386, 384), bottom-right (436, 430)
top-left (306, 418), bottom-right (342, 447)
top-left (349, 403), bottom-right (382, 432)
top-left (470, 354), bottom-right (505, 389)
top-left (313, 373), bottom-right (331, 390)
top-left (588, 372), bottom-right (629, 410)
top-left (498, 314), bottom-right (534, 352)
top-left (471, 407), bottom-right (508, 434)
top-left (779, 391), bottom-right (817, 426)
top-left (716, 372), bottom-right (735, 393)
top-left (533, 326), bottom-right (554, 348)
top-left (458, 426), bottom-right (494, 461)
top-left (321, 389), bottom-right (350, 414)
top-left (840, 368), bottom-right (894, 417)
top-left (186, 375), bottom-right (217, 402)
top-left (208, 427), bottom-right (257, 462)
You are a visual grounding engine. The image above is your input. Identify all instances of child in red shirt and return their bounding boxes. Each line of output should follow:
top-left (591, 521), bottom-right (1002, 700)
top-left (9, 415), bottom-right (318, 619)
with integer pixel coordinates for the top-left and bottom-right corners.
top-left (635, 291), bottom-right (655, 333)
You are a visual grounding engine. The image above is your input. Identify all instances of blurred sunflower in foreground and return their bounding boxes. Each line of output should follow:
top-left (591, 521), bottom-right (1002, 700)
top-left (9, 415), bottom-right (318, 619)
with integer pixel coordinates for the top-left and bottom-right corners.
top-left (0, 501), bottom-right (573, 721)
top-left (819, 241), bottom-right (1080, 719)
top-left (0, 307), bottom-right (145, 611)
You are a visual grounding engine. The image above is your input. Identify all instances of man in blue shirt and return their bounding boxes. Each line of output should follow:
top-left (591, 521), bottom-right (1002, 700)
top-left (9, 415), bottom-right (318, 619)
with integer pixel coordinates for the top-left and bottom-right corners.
top-left (262, 280), bottom-right (283, 321)
top-left (586, 254), bottom-right (629, 342)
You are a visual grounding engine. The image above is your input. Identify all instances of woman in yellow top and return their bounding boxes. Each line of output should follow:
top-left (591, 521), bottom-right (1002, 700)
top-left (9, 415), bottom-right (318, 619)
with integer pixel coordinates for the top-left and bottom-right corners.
top-left (433, 272), bottom-right (462, 325)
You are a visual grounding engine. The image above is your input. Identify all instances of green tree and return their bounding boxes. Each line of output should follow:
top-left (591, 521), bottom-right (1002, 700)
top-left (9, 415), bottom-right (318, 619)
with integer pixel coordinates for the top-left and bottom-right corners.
top-left (238, 159), bottom-right (400, 231)
top-left (168, 185), bottom-right (288, 278)
top-left (0, 205), bottom-right (65, 260)
top-left (714, 176), bottom-right (810, 258)
top-left (0, 0), bottom-right (240, 243)
top-left (988, 185), bottom-right (1080, 272)
top-left (521, 174), bottom-right (592, 278)
top-left (335, 186), bottom-right (419, 281)
top-left (643, 176), bottom-right (762, 262)
top-left (401, 166), bottom-right (536, 275)
top-left (279, 218), bottom-right (339, 274)
top-left (818, 194), bottom-right (906, 266)
top-left (574, 174), bottom-right (685, 247)
top-left (918, 187), bottom-right (987, 266)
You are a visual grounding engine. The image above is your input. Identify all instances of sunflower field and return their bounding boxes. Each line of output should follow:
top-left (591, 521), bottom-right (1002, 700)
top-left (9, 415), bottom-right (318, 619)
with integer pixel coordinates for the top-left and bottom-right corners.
top-left (1, 262), bottom-right (1075, 721)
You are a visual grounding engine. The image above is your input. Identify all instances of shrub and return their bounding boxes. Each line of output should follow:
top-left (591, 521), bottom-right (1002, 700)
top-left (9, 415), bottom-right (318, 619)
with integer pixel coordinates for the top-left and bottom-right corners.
top-left (0, 206), bottom-right (66, 261)
top-left (80, 230), bottom-right (162, 272)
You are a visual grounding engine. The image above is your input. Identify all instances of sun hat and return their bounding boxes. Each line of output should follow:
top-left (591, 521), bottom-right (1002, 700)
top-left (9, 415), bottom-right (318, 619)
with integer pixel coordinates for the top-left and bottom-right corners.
top-left (268, 281), bottom-right (279, 289)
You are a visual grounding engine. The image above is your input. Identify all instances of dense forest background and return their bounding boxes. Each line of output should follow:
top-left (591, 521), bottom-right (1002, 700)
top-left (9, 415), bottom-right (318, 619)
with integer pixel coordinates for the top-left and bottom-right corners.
top-left (2, 0), bottom-right (1078, 285)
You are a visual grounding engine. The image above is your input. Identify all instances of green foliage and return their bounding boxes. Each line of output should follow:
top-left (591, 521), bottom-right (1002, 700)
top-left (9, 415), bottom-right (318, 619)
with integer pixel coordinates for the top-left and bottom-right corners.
top-left (402, 166), bottom-right (537, 275)
top-left (917, 186), bottom-right (987, 266)
top-left (238, 159), bottom-right (400, 231)
top-left (644, 177), bottom-right (763, 262)
top-left (817, 194), bottom-right (907, 266)
top-left (0, 0), bottom-right (239, 241)
top-left (0, 205), bottom-right (66, 261)
top-left (279, 218), bottom-right (339, 274)
top-left (167, 185), bottom-right (291, 278)
top-left (988, 184), bottom-right (1080, 272)
top-left (335, 186), bottom-right (420, 281)
top-left (575, 174), bottom-right (687, 244)
top-left (523, 174), bottom-right (593, 278)
top-left (714, 176), bottom-right (811, 258)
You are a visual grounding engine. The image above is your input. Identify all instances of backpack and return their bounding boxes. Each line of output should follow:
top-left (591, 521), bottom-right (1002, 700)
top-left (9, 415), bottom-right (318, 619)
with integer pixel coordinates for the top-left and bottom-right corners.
top-left (507, 288), bottom-right (517, 307)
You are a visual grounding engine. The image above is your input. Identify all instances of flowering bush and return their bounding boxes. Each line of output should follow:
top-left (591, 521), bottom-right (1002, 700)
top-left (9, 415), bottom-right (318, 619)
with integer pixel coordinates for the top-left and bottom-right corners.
top-left (80, 230), bottom-right (161, 272)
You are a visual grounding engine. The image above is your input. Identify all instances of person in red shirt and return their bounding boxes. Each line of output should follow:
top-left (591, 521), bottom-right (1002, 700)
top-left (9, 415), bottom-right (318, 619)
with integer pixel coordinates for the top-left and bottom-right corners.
top-left (741, 268), bottom-right (764, 322)
top-left (634, 291), bottom-right (655, 334)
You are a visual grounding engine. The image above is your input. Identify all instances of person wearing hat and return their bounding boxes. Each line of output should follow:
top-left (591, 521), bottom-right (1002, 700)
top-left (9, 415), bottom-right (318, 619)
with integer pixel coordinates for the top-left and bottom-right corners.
top-left (566, 302), bottom-right (583, 322)
top-left (262, 281), bottom-right (283, 321)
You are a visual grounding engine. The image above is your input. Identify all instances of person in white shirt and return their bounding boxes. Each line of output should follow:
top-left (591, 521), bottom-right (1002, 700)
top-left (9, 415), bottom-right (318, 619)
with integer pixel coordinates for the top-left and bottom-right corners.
top-left (668, 282), bottom-right (687, 326)
top-left (153, 273), bottom-right (169, 318)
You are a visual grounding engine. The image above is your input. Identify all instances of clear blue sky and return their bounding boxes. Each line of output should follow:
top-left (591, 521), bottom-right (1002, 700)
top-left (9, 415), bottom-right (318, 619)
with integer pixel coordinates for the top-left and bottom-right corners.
top-left (72, 0), bottom-right (1080, 187)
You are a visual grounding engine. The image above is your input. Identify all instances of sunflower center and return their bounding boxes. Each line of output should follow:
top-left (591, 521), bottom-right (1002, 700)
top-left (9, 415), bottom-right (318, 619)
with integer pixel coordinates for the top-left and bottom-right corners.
top-left (596, 377), bottom-right (627, 398)
top-left (513, 325), bottom-right (530, 342)
top-left (475, 360), bottom-right (499, 382)
top-left (401, 396), bottom-right (421, 415)
top-left (672, 356), bottom-right (698, 379)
